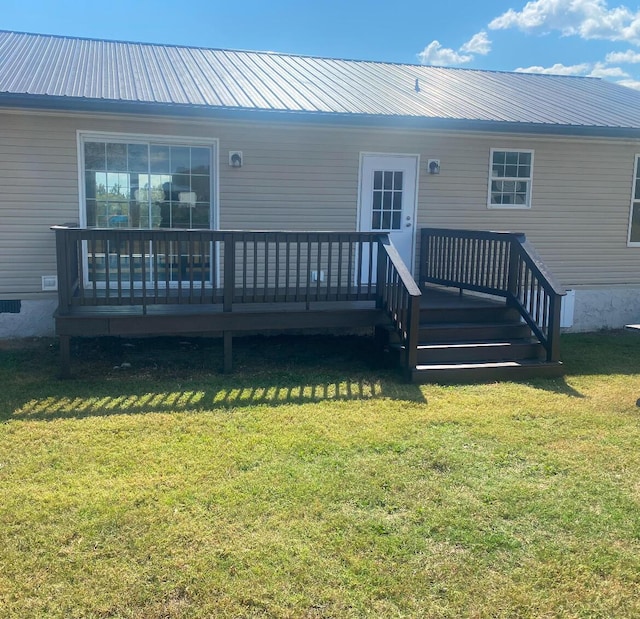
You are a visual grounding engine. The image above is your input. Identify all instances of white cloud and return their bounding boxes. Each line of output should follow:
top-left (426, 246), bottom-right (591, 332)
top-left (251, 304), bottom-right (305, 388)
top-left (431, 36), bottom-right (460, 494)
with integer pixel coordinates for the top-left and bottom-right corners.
top-left (515, 62), bottom-right (591, 75)
top-left (460, 31), bottom-right (492, 55)
top-left (489, 0), bottom-right (640, 44)
top-left (617, 78), bottom-right (640, 89)
top-left (417, 41), bottom-right (473, 66)
top-left (515, 59), bottom-right (631, 79)
top-left (588, 62), bottom-right (629, 77)
top-left (605, 49), bottom-right (640, 63)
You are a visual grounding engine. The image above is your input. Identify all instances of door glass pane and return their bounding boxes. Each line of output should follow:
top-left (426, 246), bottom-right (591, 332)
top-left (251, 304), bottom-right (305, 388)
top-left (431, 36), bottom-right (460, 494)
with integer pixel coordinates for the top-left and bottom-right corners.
top-left (371, 169), bottom-right (403, 231)
top-left (373, 191), bottom-right (382, 210)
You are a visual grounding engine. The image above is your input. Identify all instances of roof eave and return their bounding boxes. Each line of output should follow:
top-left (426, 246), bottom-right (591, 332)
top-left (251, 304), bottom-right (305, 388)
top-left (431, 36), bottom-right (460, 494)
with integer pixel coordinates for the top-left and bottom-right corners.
top-left (2, 93), bottom-right (640, 139)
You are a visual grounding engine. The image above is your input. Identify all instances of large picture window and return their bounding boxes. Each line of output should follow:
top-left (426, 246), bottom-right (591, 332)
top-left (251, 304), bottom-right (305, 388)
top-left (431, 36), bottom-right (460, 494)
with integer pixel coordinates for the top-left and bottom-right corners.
top-left (628, 155), bottom-right (640, 245)
top-left (79, 133), bottom-right (216, 286)
top-left (82, 137), bottom-right (213, 229)
top-left (488, 149), bottom-right (533, 208)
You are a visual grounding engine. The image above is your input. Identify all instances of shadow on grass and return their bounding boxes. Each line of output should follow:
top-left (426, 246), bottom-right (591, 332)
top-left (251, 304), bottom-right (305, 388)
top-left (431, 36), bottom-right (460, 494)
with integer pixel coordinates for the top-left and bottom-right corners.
top-left (522, 377), bottom-right (587, 398)
top-left (1, 334), bottom-right (427, 422)
top-left (4, 331), bottom-right (638, 422)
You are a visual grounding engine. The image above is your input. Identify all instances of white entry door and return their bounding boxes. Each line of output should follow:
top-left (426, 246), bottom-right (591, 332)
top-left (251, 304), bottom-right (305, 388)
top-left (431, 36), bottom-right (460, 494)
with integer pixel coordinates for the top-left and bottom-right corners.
top-left (358, 154), bottom-right (418, 278)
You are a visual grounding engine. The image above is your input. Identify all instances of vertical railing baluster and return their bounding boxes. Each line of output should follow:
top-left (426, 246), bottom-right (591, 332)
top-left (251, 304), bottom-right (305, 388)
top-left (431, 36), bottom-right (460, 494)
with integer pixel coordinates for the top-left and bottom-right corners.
top-left (367, 236), bottom-right (374, 297)
top-left (275, 235), bottom-right (281, 300)
top-left (223, 233), bottom-right (234, 312)
top-left (356, 236), bottom-right (363, 298)
top-left (296, 234), bottom-right (301, 303)
top-left (327, 238), bottom-right (334, 300)
top-left (337, 238), bottom-right (344, 298)
top-left (316, 235), bottom-right (322, 300)
top-left (253, 236), bottom-right (258, 303)
top-left (306, 234), bottom-right (312, 309)
top-left (347, 234), bottom-right (354, 298)
top-left (285, 235), bottom-right (291, 301)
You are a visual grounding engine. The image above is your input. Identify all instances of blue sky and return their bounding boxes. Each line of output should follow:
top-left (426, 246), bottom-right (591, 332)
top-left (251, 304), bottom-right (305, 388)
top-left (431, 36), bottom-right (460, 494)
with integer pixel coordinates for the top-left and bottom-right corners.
top-left (3, 0), bottom-right (640, 89)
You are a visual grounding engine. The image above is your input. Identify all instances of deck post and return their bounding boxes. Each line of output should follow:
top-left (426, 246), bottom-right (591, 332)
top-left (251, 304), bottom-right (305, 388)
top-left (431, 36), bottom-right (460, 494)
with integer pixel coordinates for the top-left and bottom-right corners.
top-left (405, 295), bottom-right (420, 371)
top-left (223, 233), bottom-right (235, 312)
top-left (376, 238), bottom-right (387, 308)
top-left (547, 295), bottom-right (562, 362)
top-left (223, 331), bottom-right (233, 373)
top-left (418, 228), bottom-right (428, 291)
top-left (54, 226), bottom-right (73, 315)
top-left (507, 234), bottom-right (524, 301)
top-left (59, 335), bottom-right (71, 378)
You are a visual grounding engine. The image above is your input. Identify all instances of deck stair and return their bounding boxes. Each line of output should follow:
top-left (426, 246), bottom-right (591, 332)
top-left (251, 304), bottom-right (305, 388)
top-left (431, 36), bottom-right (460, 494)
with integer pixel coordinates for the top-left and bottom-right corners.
top-left (383, 286), bottom-right (564, 383)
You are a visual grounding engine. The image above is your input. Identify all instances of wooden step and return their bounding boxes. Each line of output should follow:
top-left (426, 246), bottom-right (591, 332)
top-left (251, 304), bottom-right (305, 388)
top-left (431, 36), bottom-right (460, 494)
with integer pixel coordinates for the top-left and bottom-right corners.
top-left (419, 321), bottom-right (532, 342)
top-left (410, 360), bottom-right (564, 384)
top-left (411, 339), bottom-right (544, 364)
top-left (420, 306), bottom-right (520, 324)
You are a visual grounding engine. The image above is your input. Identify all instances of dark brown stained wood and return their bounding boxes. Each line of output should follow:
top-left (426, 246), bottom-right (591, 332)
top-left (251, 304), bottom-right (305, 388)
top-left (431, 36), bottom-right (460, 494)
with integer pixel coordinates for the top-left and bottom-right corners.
top-left (223, 331), bottom-right (233, 373)
top-left (52, 226), bottom-right (564, 382)
top-left (419, 228), bottom-right (565, 363)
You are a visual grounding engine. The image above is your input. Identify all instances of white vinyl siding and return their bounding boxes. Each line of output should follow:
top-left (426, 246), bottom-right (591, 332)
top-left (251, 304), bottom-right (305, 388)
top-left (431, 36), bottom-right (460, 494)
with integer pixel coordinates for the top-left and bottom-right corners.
top-left (2, 108), bottom-right (640, 301)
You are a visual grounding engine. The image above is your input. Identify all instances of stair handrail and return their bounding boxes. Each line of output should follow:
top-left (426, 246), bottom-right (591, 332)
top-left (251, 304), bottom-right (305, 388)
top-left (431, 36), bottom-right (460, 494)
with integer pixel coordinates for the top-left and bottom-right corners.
top-left (376, 234), bottom-right (422, 372)
top-left (510, 236), bottom-right (565, 362)
top-left (419, 228), bottom-right (565, 362)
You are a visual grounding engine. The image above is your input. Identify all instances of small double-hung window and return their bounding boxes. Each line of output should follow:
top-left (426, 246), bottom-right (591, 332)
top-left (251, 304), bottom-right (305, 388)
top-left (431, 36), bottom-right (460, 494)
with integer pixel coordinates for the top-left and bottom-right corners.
top-left (488, 149), bottom-right (533, 208)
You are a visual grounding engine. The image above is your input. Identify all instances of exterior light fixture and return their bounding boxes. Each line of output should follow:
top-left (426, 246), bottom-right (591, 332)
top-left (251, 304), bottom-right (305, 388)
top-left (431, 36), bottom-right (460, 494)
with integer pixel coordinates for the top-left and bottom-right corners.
top-left (229, 151), bottom-right (243, 167)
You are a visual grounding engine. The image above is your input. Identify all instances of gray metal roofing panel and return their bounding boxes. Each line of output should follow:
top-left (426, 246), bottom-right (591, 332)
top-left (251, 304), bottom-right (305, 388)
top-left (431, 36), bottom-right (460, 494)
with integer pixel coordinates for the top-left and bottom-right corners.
top-left (3, 30), bottom-right (640, 129)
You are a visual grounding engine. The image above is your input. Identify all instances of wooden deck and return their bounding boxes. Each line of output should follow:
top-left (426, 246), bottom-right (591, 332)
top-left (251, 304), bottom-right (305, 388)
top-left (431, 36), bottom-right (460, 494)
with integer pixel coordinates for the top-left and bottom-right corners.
top-left (53, 227), bottom-right (565, 382)
top-left (54, 285), bottom-right (509, 376)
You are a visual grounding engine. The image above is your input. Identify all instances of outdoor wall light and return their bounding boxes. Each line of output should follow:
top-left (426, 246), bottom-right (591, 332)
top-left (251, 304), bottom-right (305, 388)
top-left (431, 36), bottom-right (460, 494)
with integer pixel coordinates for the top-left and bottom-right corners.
top-left (428, 159), bottom-right (441, 174)
top-left (229, 151), bottom-right (243, 167)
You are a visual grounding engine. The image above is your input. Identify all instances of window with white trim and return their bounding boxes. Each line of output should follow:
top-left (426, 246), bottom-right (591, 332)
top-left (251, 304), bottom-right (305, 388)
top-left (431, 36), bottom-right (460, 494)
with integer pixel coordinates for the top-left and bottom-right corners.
top-left (488, 149), bottom-right (533, 208)
top-left (82, 137), bottom-right (213, 229)
top-left (628, 155), bottom-right (640, 245)
top-left (79, 133), bottom-right (216, 286)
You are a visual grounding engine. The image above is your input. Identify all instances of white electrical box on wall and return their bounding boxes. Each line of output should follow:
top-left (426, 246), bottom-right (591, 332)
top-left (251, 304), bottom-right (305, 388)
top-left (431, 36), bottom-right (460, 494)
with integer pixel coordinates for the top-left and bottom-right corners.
top-left (560, 289), bottom-right (575, 328)
top-left (41, 275), bottom-right (58, 291)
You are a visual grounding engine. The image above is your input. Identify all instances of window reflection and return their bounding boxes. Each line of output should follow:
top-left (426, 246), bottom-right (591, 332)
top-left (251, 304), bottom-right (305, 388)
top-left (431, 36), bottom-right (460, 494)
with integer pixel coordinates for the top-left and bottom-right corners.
top-left (83, 141), bottom-right (212, 229)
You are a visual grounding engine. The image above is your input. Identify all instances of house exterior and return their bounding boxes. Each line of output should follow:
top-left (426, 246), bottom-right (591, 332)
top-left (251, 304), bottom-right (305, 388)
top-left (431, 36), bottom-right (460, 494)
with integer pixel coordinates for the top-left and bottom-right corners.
top-left (2, 30), bottom-right (640, 339)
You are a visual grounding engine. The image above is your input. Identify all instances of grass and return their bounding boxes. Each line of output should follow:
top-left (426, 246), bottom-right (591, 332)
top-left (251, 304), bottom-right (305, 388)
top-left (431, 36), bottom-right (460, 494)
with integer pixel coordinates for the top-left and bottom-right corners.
top-left (0, 332), bottom-right (639, 618)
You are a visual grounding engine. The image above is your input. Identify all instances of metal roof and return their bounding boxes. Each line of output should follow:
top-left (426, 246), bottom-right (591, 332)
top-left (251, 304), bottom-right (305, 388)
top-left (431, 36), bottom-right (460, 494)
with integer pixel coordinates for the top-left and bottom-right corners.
top-left (3, 30), bottom-right (640, 132)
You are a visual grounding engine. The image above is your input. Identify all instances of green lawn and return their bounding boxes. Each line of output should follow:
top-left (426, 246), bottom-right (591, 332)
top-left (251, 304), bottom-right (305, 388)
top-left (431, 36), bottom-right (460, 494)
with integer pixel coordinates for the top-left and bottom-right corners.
top-left (0, 332), bottom-right (639, 618)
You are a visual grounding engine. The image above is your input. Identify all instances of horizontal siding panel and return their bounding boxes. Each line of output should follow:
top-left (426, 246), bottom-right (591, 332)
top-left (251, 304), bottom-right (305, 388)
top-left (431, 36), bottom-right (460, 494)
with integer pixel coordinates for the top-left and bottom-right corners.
top-left (2, 109), bottom-right (640, 298)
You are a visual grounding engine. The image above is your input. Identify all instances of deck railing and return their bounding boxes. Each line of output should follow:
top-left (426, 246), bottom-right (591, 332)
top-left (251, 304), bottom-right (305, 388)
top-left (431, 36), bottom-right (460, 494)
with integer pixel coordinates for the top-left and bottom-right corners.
top-left (376, 235), bottom-right (422, 369)
top-left (419, 228), bottom-right (565, 362)
top-left (53, 225), bottom-right (423, 370)
top-left (52, 226), bottom-right (391, 313)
